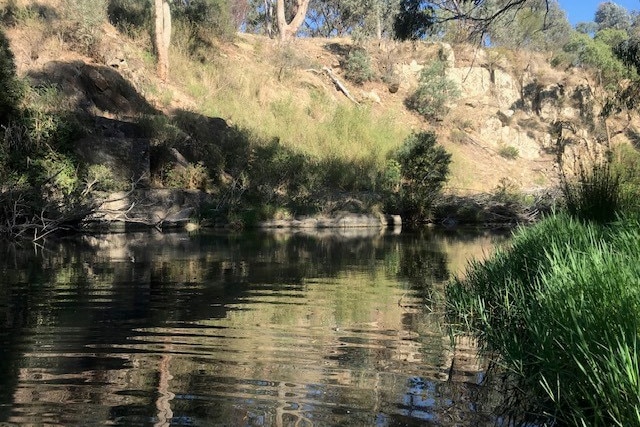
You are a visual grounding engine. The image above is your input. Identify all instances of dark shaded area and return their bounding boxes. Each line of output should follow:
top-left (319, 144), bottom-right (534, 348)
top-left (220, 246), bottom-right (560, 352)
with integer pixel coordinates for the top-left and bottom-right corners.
top-left (0, 1), bottom-right (59, 27)
top-left (27, 61), bottom-right (158, 117)
top-left (625, 127), bottom-right (640, 150)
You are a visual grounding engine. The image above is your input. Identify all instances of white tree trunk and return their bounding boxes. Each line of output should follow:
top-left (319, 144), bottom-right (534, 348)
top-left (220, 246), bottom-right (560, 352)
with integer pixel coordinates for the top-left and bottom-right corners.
top-left (276, 0), bottom-right (310, 42)
top-left (155, 0), bottom-right (171, 81)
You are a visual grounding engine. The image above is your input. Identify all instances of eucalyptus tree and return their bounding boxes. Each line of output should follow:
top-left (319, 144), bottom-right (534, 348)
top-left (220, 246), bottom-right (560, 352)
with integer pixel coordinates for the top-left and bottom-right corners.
top-left (393, 0), bottom-right (560, 41)
top-left (488, 0), bottom-right (571, 51)
top-left (154, 0), bottom-right (171, 81)
top-left (304, 0), bottom-right (400, 39)
top-left (595, 1), bottom-right (632, 32)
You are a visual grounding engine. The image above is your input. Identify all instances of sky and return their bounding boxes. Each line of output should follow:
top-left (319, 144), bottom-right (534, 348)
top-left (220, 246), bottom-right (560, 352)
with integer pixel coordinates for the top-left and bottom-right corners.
top-left (558, 0), bottom-right (640, 25)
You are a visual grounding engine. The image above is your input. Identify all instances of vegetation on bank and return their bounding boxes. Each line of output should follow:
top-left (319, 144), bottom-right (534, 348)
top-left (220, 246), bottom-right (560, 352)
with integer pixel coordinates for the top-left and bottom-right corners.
top-left (446, 155), bottom-right (640, 425)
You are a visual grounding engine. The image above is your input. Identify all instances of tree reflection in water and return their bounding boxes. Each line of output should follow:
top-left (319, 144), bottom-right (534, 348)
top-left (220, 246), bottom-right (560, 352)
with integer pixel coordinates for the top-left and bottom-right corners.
top-left (0, 227), bottom-right (507, 426)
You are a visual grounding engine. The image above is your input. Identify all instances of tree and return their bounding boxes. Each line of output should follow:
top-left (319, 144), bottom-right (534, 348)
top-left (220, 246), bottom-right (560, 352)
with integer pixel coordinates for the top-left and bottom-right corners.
top-left (303, 0), bottom-right (399, 39)
top-left (276, 0), bottom-right (311, 41)
top-left (488, 0), bottom-right (572, 51)
top-left (594, 1), bottom-right (631, 32)
top-left (154, 0), bottom-right (171, 81)
top-left (393, 0), bottom-right (558, 41)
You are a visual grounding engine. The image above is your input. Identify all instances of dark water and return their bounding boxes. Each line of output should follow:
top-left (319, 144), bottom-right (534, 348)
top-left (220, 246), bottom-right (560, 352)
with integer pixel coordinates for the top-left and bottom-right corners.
top-left (0, 227), bottom-right (505, 426)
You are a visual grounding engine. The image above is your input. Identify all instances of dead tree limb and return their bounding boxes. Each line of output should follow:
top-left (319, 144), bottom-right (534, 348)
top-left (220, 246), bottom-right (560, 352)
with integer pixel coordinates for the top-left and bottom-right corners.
top-left (322, 67), bottom-right (360, 105)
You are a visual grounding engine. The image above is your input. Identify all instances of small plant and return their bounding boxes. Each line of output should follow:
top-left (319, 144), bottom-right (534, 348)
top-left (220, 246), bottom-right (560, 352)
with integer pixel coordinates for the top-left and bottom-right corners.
top-left (498, 145), bottom-right (519, 159)
top-left (343, 48), bottom-right (376, 85)
top-left (406, 60), bottom-right (460, 121)
top-left (165, 162), bottom-right (210, 190)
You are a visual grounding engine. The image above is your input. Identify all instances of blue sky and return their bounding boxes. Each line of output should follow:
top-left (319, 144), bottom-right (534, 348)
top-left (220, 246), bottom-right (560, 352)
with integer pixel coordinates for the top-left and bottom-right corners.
top-left (558, 0), bottom-right (639, 25)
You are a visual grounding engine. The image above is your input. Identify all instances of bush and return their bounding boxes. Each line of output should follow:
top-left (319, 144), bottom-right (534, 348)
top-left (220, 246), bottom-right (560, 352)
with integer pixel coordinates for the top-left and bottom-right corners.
top-left (0, 29), bottom-right (22, 123)
top-left (343, 48), bottom-right (376, 85)
top-left (108, 0), bottom-right (152, 39)
top-left (498, 145), bottom-right (519, 159)
top-left (394, 131), bottom-right (451, 220)
top-left (406, 60), bottom-right (460, 121)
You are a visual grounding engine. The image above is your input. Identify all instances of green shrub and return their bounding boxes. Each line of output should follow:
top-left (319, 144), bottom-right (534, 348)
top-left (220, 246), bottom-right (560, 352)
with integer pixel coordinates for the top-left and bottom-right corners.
top-left (343, 48), bottom-right (376, 85)
top-left (164, 162), bottom-right (211, 190)
top-left (108, 0), bottom-right (152, 39)
top-left (394, 131), bottom-right (451, 220)
top-left (406, 60), bottom-right (460, 121)
top-left (498, 145), bottom-right (519, 159)
top-left (0, 29), bottom-right (22, 123)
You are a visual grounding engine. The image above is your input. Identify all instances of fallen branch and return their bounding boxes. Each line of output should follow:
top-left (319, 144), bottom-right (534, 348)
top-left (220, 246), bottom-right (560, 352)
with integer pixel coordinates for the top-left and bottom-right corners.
top-left (322, 67), bottom-right (360, 105)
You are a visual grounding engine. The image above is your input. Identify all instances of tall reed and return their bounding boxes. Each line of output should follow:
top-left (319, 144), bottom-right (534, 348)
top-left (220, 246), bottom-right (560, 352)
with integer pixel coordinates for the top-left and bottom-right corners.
top-left (447, 214), bottom-right (640, 426)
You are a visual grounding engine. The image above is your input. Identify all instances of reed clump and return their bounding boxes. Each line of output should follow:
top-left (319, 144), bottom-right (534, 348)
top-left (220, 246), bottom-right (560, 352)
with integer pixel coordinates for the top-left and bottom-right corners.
top-left (447, 213), bottom-right (640, 426)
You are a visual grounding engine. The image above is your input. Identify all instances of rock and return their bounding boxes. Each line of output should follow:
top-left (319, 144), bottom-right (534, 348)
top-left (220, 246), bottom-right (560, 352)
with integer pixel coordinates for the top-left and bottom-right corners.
top-left (95, 189), bottom-right (209, 227)
top-left (438, 42), bottom-right (455, 68)
top-left (362, 90), bottom-right (381, 104)
top-left (74, 137), bottom-right (150, 187)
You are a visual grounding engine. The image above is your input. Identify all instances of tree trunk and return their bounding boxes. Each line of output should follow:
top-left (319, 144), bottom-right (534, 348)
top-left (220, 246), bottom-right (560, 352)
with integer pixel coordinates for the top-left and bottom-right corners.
top-left (276, 0), bottom-right (310, 42)
top-left (154, 0), bottom-right (171, 81)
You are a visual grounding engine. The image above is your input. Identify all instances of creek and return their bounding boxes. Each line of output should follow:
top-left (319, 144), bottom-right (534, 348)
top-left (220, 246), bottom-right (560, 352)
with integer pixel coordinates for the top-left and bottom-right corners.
top-left (0, 227), bottom-right (507, 426)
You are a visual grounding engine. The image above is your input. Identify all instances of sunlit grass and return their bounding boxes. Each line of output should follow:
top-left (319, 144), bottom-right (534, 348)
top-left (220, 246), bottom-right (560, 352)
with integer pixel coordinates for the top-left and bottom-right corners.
top-left (168, 45), bottom-right (408, 168)
top-left (447, 213), bottom-right (640, 426)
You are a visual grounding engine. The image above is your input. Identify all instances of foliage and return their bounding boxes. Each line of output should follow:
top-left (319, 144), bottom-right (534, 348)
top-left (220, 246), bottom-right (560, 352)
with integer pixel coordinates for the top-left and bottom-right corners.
top-left (343, 48), bottom-right (376, 85)
top-left (394, 131), bottom-right (451, 220)
top-left (447, 213), bottom-right (640, 426)
top-left (405, 60), bottom-right (460, 120)
top-left (595, 1), bottom-right (632, 32)
top-left (107, 0), bottom-right (152, 38)
top-left (498, 145), bottom-right (519, 159)
top-left (0, 28), bottom-right (22, 124)
top-left (164, 162), bottom-right (211, 190)
top-left (488, 0), bottom-right (572, 51)
top-left (563, 31), bottom-right (630, 88)
top-left (393, 0), bottom-right (434, 40)
top-left (304, 0), bottom-right (400, 38)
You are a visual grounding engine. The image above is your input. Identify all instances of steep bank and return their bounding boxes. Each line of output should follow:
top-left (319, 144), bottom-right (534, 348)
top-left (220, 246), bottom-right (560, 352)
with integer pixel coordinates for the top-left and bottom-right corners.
top-left (2, 9), bottom-right (638, 232)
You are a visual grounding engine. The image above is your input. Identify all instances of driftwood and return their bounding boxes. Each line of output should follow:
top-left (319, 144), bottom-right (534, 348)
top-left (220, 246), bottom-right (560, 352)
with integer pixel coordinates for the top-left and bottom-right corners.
top-left (321, 67), bottom-right (360, 105)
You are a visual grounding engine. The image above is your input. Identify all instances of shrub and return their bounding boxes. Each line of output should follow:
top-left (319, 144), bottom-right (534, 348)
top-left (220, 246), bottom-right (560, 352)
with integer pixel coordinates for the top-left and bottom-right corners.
top-left (0, 29), bottom-right (22, 123)
top-left (343, 48), bottom-right (376, 85)
top-left (498, 145), bottom-right (519, 159)
top-left (108, 0), bottom-right (152, 39)
top-left (394, 131), bottom-right (451, 220)
top-left (406, 60), bottom-right (460, 121)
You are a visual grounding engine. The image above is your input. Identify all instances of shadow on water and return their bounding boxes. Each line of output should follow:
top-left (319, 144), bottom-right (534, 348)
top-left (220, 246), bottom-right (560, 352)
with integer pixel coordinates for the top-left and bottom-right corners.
top-left (0, 227), bottom-right (508, 426)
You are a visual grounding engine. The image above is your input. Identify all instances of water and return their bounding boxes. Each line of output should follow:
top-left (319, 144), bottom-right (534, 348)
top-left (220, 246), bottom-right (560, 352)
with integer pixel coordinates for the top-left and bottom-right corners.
top-left (0, 227), bottom-right (506, 426)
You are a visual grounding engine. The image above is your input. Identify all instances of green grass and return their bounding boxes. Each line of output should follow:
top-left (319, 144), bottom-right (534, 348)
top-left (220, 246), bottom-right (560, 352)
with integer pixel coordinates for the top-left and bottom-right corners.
top-left (447, 213), bottom-right (640, 426)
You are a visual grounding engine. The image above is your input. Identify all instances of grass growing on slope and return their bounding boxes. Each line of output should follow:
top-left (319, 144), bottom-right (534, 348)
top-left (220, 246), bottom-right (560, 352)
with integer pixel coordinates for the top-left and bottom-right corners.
top-left (447, 213), bottom-right (640, 426)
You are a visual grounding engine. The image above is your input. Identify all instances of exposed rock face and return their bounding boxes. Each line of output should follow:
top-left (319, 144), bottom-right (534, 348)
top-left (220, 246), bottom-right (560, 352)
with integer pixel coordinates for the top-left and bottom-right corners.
top-left (93, 189), bottom-right (209, 227)
top-left (75, 137), bottom-right (151, 186)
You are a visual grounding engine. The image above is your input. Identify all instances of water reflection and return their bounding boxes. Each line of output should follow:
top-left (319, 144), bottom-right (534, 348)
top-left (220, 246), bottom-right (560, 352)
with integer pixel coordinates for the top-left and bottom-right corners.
top-left (0, 227), bottom-right (505, 426)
